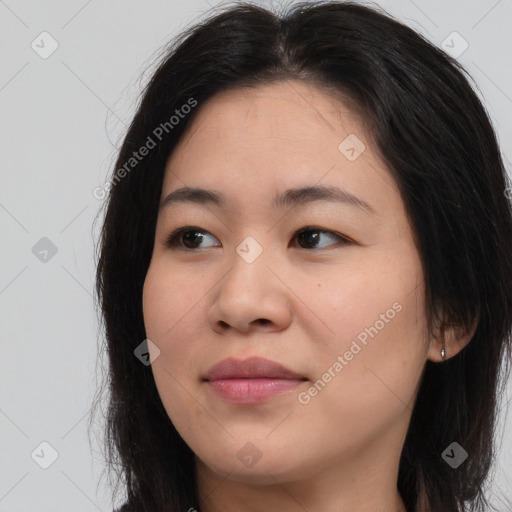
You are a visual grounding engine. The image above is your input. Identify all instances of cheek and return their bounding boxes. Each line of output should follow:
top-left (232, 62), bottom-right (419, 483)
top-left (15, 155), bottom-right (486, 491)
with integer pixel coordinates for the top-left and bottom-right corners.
top-left (312, 247), bottom-right (429, 398)
top-left (297, 297), bottom-right (428, 454)
top-left (142, 265), bottom-right (208, 430)
top-left (142, 265), bottom-right (168, 338)
top-left (142, 262), bottom-right (216, 384)
top-left (313, 253), bottom-right (423, 353)
top-left (143, 262), bottom-right (202, 342)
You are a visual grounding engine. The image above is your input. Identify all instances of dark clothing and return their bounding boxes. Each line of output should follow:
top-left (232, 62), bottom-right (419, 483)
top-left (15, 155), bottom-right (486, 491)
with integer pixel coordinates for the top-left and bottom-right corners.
top-left (113, 505), bottom-right (130, 512)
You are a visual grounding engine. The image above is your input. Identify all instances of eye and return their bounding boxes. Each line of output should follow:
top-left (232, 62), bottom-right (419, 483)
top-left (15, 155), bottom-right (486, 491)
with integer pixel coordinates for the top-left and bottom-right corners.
top-left (293, 226), bottom-right (352, 249)
top-left (163, 225), bottom-right (352, 251)
top-left (164, 226), bottom-right (220, 250)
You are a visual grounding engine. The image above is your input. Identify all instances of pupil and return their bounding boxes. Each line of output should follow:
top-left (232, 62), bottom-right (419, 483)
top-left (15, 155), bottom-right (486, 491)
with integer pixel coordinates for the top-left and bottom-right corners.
top-left (184, 231), bottom-right (203, 248)
top-left (300, 230), bottom-right (319, 248)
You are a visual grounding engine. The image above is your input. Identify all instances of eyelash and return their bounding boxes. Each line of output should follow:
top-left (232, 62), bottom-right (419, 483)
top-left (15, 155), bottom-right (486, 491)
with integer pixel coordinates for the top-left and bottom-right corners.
top-left (163, 226), bottom-right (353, 251)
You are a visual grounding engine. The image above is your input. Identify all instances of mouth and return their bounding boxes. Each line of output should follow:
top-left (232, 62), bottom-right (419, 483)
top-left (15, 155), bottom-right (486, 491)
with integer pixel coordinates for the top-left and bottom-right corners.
top-left (203, 356), bottom-right (308, 404)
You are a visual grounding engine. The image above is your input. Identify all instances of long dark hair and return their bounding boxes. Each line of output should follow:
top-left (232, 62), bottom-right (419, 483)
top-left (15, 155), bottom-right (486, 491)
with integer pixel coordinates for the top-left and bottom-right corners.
top-left (91, 2), bottom-right (512, 511)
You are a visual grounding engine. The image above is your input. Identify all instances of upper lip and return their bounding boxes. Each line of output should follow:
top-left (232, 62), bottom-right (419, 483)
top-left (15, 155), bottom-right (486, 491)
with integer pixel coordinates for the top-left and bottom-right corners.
top-left (204, 356), bottom-right (306, 381)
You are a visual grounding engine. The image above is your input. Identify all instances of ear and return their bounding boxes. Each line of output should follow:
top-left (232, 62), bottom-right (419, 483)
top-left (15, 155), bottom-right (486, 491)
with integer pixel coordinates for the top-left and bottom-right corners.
top-left (427, 313), bottom-right (478, 363)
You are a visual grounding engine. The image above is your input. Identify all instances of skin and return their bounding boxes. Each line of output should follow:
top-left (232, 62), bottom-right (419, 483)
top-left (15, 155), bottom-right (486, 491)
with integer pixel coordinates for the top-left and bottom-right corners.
top-left (142, 80), bottom-right (473, 512)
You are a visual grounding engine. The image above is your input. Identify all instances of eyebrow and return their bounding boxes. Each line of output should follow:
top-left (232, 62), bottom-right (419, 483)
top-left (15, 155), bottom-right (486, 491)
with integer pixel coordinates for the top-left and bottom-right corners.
top-left (160, 185), bottom-right (376, 214)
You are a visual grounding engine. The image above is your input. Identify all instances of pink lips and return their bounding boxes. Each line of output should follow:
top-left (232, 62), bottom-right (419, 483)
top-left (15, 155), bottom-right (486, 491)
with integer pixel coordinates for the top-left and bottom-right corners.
top-left (203, 356), bottom-right (307, 404)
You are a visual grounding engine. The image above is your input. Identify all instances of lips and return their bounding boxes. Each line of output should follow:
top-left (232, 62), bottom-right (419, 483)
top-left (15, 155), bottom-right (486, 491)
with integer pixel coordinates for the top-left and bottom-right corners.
top-left (203, 356), bottom-right (305, 381)
top-left (203, 356), bottom-right (307, 404)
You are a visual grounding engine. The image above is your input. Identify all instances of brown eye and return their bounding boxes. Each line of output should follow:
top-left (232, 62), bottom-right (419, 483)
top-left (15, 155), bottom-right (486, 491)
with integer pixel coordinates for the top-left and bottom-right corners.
top-left (163, 225), bottom-right (351, 251)
top-left (164, 227), bottom-right (219, 250)
top-left (293, 227), bottom-right (351, 250)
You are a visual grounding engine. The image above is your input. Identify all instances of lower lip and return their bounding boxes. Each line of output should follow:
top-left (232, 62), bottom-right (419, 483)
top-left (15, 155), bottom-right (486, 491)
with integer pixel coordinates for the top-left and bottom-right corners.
top-left (206, 378), bottom-right (305, 404)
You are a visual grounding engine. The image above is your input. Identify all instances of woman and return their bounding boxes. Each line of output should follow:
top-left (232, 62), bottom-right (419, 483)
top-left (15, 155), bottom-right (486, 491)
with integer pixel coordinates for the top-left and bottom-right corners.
top-left (93, 1), bottom-right (512, 511)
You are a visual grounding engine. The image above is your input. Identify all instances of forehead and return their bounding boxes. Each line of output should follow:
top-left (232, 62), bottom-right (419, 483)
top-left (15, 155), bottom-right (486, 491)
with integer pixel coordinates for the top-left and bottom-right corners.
top-left (169, 80), bottom-right (359, 157)
top-left (160, 80), bottom-right (399, 214)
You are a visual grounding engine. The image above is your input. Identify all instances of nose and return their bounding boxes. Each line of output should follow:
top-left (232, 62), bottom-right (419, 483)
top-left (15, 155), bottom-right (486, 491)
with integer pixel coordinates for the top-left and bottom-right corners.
top-left (206, 243), bottom-right (293, 335)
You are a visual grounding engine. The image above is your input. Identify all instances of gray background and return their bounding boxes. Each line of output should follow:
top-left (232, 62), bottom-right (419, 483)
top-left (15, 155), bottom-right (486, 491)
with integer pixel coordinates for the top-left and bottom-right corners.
top-left (1, 0), bottom-right (511, 510)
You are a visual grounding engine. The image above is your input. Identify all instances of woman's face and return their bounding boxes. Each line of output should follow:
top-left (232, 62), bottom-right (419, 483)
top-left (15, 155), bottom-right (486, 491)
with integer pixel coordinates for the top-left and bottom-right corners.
top-left (142, 80), bottom-right (436, 487)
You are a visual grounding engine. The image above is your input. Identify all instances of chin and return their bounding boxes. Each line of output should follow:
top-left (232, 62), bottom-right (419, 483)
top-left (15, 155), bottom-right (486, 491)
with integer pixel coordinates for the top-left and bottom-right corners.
top-left (196, 446), bottom-right (318, 485)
